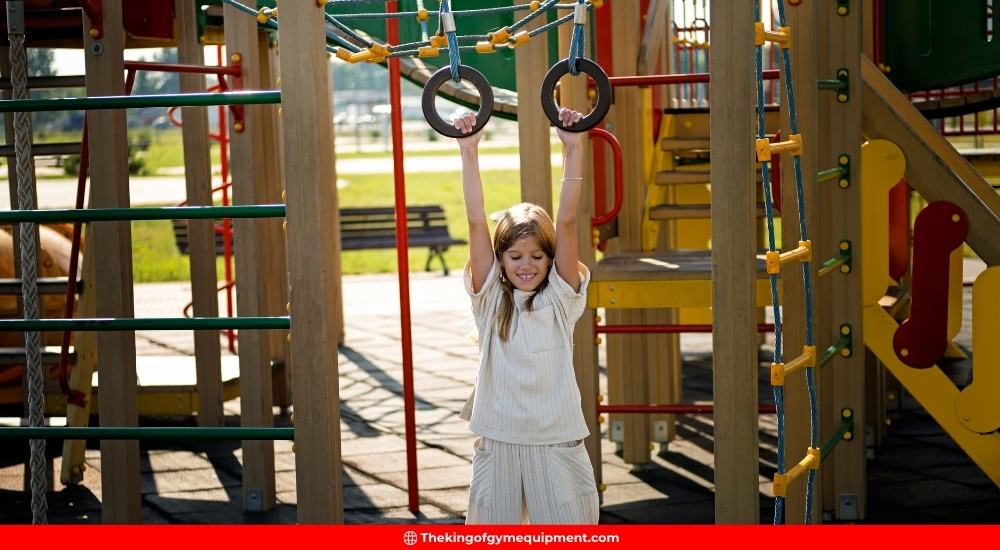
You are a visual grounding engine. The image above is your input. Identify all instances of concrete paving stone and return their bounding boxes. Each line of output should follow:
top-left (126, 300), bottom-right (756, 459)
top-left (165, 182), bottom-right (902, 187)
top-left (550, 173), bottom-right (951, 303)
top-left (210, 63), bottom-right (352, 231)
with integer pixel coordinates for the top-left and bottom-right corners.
top-left (141, 450), bottom-right (215, 473)
top-left (341, 435), bottom-right (416, 457)
top-left (141, 467), bottom-right (240, 495)
top-left (343, 483), bottom-right (411, 511)
top-left (344, 448), bottom-right (468, 475)
top-left (344, 506), bottom-right (464, 524)
top-left (601, 499), bottom-right (715, 524)
top-left (144, 487), bottom-right (244, 516)
top-left (274, 450), bottom-right (296, 472)
top-left (914, 499), bottom-right (1000, 523)
top-left (874, 444), bottom-right (974, 470)
top-left (418, 487), bottom-right (470, 516)
top-left (421, 438), bottom-right (477, 461)
top-left (600, 482), bottom-right (673, 508)
top-left (921, 464), bottom-right (999, 487)
top-left (864, 464), bottom-right (931, 485)
top-left (381, 465), bottom-right (470, 491)
top-left (868, 478), bottom-right (1000, 508)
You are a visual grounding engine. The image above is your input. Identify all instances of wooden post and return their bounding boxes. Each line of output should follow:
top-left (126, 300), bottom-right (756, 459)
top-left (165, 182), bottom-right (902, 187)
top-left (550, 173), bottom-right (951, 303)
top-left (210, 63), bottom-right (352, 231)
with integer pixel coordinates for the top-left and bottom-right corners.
top-left (817, 0), bottom-right (866, 520)
top-left (709, 0), bottom-right (760, 524)
top-left (84, 2), bottom-right (141, 523)
top-left (279, 1), bottom-right (345, 523)
top-left (224, 6), bottom-right (275, 512)
top-left (257, 33), bottom-right (292, 410)
top-left (779, 0), bottom-right (821, 524)
top-left (176, 0), bottom-right (223, 428)
top-left (515, 0), bottom-right (552, 212)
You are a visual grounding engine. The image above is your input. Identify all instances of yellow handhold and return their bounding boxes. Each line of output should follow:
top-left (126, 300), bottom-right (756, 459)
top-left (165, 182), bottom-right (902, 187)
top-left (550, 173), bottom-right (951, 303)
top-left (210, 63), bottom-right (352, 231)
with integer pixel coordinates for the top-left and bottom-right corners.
top-left (418, 46), bottom-right (440, 58)
top-left (754, 22), bottom-right (791, 48)
top-left (416, 8), bottom-right (429, 22)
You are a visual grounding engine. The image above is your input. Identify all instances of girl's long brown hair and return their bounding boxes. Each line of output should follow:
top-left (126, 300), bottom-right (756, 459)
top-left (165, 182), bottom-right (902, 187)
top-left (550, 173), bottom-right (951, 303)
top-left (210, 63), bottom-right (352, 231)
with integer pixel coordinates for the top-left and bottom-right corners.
top-left (492, 203), bottom-right (557, 342)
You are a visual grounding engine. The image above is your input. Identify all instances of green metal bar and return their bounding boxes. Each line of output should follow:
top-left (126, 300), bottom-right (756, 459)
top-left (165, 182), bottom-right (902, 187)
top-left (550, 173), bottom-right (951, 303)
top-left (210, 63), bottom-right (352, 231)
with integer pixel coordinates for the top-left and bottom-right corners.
top-left (0, 205), bottom-right (285, 224)
top-left (819, 333), bottom-right (852, 367)
top-left (0, 317), bottom-right (289, 332)
top-left (821, 409), bottom-right (854, 461)
top-left (817, 166), bottom-right (849, 183)
top-left (0, 91), bottom-right (281, 113)
top-left (0, 427), bottom-right (293, 441)
top-left (818, 252), bottom-right (848, 276)
top-left (817, 79), bottom-right (847, 91)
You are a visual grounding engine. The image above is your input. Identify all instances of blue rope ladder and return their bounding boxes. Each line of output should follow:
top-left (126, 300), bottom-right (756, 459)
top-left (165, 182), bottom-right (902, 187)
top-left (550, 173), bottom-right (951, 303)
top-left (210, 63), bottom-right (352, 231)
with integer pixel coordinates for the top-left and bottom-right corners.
top-left (754, 0), bottom-right (820, 525)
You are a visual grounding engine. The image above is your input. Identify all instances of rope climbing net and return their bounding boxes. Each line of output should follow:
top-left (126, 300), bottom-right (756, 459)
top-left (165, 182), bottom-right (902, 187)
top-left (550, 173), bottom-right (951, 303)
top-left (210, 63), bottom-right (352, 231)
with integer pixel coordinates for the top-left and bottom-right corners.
top-left (754, 0), bottom-right (819, 524)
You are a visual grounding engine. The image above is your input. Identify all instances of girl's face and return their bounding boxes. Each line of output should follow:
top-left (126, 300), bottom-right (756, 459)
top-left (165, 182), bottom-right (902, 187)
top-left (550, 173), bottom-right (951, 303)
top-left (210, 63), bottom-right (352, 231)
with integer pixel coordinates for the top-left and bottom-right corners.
top-left (501, 234), bottom-right (552, 292)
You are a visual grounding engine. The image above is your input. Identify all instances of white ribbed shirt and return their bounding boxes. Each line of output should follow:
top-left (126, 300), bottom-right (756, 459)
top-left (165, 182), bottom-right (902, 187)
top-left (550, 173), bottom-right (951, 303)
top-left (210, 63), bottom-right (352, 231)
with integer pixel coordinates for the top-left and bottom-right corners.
top-left (460, 257), bottom-right (591, 445)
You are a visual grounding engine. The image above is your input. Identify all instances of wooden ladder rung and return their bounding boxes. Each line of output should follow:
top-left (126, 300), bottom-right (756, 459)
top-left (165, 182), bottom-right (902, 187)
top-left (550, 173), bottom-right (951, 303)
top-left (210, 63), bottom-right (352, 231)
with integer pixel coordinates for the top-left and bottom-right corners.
top-left (660, 137), bottom-right (711, 151)
top-left (655, 170), bottom-right (712, 185)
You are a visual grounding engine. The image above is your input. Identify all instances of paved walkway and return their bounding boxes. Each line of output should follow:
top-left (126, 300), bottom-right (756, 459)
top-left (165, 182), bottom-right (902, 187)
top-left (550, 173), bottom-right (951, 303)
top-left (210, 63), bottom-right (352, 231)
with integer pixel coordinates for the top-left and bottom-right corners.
top-left (1, 266), bottom-right (998, 524)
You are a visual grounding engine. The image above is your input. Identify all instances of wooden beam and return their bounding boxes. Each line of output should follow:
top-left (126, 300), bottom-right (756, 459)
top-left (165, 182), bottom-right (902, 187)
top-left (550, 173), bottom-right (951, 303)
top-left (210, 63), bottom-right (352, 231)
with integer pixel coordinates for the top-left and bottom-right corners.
top-left (860, 57), bottom-right (1000, 265)
top-left (224, 5), bottom-right (275, 513)
top-left (84, 2), bottom-right (141, 523)
top-left (820, 0), bottom-right (867, 521)
top-left (257, 33), bottom-right (292, 410)
top-left (637, 0), bottom-right (669, 77)
top-left (515, 0), bottom-right (553, 211)
top-left (279, 1), bottom-right (345, 524)
top-left (779, 0), bottom-right (821, 524)
top-left (176, 0), bottom-right (223, 429)
top-left (709, 0), bottom-right (760, 524)
top-left (59, 223), bottom-right (97, 485)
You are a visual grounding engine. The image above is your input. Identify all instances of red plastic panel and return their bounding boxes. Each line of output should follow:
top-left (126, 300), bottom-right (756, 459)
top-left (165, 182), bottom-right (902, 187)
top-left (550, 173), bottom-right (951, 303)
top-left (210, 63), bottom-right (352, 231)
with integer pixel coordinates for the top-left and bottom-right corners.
top-left (123, 0), bottom-right (173, 41)
top-left (893, 201), bottom-right (968, 368)
top-left (888, 178), bottom-right (911, 279)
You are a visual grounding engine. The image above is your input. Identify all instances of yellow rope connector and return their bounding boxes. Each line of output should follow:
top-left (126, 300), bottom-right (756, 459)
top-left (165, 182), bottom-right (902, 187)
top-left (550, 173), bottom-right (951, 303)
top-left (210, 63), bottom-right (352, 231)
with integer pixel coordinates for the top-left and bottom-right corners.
top-left (416, 8), bottom-right (429, 22)
top-left (530, 1), bottom-right (540, 11)
top-left (771, 346), bottom-right (817, 386)
top-left (476, 42), bottom-right (496, 54)
top-left (508, 31), bottom-right (531, 48)
top-left (755, 134), bottom-right (802, 162)
top-left (772, 448), bottom-right (820, 497)
top-left (488, 28), bottom-right (511, 45)
top-left (418, 46), bottom-right (440, 58)
top-left (430, 34), bottom-right (449, 48)
top-left (754, 22), bottom-right (791, 48)
top-left (765, 240), bottom-right (811, 274)
top-left (349, 42), bottom-right (390, 64)
top-left (336, 48), bottom-right (352, 62)
top-left (257, 7), bottom-right (277, 24)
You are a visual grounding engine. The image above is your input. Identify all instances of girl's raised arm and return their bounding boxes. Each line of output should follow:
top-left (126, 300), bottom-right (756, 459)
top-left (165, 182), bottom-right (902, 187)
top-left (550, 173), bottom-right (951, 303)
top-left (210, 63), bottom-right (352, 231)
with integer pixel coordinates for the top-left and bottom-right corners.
top-left (456, 113), bottom-right (494, 292)
top-left (554, 109), bottom-right (585, 293)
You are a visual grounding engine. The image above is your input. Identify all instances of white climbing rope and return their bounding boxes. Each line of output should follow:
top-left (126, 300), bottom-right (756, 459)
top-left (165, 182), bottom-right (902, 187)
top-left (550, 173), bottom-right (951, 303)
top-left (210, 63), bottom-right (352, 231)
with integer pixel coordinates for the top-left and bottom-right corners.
top-left (7, 0), bottom-right (47, 524)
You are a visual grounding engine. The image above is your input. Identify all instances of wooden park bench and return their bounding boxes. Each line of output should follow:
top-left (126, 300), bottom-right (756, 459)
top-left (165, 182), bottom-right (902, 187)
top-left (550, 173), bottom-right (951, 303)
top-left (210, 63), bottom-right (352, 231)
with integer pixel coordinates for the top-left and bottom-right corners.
top-left (172, 205), bottom-right (467, 275)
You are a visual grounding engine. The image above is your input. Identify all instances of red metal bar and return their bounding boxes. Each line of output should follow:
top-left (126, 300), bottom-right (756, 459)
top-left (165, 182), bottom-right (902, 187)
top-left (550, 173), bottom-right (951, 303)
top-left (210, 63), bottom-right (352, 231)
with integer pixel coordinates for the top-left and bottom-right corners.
top-left (596, 323), bottom-right (775, 334)
top-left (589, 128), bottom-right (622, 227)
top-left (609, 69), bottom-right (779, 88)
top-left (387, 1), bottom-right (419, 514)
top-left (598, 404), bottom-right (778, 414)
top-left (123, 60), bottom-right (241, 77)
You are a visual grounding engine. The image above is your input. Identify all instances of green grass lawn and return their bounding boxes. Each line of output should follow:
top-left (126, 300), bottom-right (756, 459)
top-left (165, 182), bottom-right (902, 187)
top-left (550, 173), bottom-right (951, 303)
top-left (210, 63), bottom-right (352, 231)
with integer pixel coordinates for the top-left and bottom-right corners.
top-left (130, 167), bottom-right (564, 281)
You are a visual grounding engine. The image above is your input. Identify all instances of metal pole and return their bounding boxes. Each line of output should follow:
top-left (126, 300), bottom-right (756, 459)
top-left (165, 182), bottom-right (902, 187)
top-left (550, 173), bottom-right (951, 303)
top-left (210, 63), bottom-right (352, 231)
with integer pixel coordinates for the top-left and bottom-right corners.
top-left (0, 316), bottom-right (289, 331)
top-left (0, 205), bottom-right (285, 223)
top-left (0, 91), bottom-right (281, 112)
top-left (0, 427), bottom-right (294, 441)
top-left (386, 0), bottom-right (419, 513)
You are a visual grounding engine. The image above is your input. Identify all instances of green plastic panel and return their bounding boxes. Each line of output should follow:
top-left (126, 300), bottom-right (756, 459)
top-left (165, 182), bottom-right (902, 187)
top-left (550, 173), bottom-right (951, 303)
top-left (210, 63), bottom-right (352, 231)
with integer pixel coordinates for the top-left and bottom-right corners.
top-left (886, 0), bottom-right (1000, 92)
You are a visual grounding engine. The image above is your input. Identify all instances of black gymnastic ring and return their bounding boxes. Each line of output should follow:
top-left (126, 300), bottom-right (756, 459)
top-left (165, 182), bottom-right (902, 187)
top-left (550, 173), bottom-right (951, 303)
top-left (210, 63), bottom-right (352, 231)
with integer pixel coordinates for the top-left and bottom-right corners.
top-left (421, 65), bottom-right (495, 139)
top-left (540, 58), bottom-right (612, 133)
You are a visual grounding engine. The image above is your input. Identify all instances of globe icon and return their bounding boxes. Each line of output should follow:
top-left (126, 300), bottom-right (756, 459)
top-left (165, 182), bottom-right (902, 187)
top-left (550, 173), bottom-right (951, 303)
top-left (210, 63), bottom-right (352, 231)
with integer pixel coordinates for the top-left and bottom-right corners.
top-left (403, 531), bottom-right (418, 546)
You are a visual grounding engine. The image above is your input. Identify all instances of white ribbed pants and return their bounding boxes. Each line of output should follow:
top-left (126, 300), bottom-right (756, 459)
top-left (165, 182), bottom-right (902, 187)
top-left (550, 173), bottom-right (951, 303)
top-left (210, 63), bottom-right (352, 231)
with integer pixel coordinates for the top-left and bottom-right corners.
top-left (466, 438), bottom-right (599, 525)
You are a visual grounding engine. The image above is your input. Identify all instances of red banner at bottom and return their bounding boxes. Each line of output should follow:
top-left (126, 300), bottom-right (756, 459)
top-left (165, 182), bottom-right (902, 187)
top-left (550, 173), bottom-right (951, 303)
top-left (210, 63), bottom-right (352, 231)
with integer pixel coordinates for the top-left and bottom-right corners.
top-left (0, 524), bottom-right (996, 548)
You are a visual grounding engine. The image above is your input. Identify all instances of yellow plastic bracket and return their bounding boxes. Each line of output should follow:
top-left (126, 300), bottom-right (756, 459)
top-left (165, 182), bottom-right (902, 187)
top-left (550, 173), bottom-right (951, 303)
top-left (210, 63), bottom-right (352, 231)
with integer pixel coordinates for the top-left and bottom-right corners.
top-left (335, 48), bottom-right (352, 62)
top-left (755, 22), bottom-right (791, 47)
top-left (257, 7), bottom-right (276, 24)
top-left (430, 34), bottom-right (449, 48)
top-left (765, 240), bottom-right (811, 274)
top-left (772, 346), bottom-right (817, 386)
top-left (476, 41), bottom-right (496, 54)
top-left (758, 134), bottom-right (803, 162)
top-left (416, 8), bottom-right (429, 22)
top-left (350, 43), bottom-right (389, 64)
top-left (418, 46), bottom-right (440, 58)
top-left (770, 362), bottom-right (785, 386)
top-left (772, 448), bottom-right (820, 496)
top-left (765, 250), bottom-right (781, 274)
top-left (509, 31), bottom-right (531, 48)
top-left (488, 27), bottom-right (511, 45)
